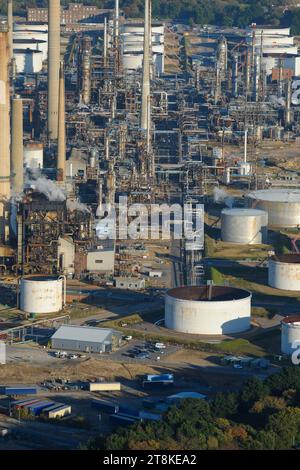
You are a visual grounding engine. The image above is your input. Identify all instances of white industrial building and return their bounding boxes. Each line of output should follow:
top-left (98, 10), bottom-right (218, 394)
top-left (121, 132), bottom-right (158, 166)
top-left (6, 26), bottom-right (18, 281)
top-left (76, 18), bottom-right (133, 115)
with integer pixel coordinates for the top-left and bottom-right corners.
top-left (114, 276), bottom-right (145, 290)
top-left (51, 325), bottom-right (121, 353)
top-left (24, 142), bottom-right (44, 169)
top-left (86, 241), bottom-right (115, 274)
top-left (121, 22), bottom-right (165, 74)
top-left (165, 286), bottom-right (252, 335)
top-left (246, 26), bottom-right (300, 76)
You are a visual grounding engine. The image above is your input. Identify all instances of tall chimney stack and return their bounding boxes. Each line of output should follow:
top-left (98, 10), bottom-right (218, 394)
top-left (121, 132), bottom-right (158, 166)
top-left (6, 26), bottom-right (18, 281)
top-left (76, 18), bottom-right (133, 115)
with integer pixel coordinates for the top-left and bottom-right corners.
top-left (0, 20), bottom-right (11, 242)
top-left (11, 96), bottom-right (23, 194)
top-left (57, 61), bottom-right (66, 181)
top-left (115, 0), bottom-right (119, 44)
top-left (7, 0), bottom-right (13, 60)
top-left (48, 0), bottom-right (60, 140)
top-left (140, 0), bottom-right (151, 131)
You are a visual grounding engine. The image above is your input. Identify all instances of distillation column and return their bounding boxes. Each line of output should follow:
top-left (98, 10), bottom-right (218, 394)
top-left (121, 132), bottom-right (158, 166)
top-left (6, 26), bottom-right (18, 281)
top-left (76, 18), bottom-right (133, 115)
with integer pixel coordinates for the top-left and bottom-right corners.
top-left (140, 0), bottom-right (151, 131)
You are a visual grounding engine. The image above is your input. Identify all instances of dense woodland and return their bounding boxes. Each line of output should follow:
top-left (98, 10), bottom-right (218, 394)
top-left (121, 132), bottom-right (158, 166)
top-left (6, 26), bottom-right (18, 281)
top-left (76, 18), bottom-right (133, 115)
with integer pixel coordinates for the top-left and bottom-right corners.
top-left (85, 367), bottom-right (300, 450)
top-left (2, 0), bottom-right (300, 34)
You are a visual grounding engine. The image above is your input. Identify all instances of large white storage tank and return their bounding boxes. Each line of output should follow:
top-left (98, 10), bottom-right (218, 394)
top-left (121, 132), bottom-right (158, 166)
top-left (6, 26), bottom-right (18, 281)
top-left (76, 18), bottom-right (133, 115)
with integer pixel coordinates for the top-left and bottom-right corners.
top-left (20, 276), bottom-right (64, 314)
top-left (281, 316), bottom-right (300, 355)
top-left (221, 208), bottom-right (268, 244)
top-left (247, 189), bottom-right (300, 228)
top-left (24, 142), bottom-right (44, 169)
top-left (165, 286), bottom-right (252, 335)
top-left (14, 23), bottom-right (48, 33)
top-left (268, 254), bottom-right (300, 291)
top-left (13, 39), bottom-right (48, 61)
top-left (14, 49), bottom-right (43, 74)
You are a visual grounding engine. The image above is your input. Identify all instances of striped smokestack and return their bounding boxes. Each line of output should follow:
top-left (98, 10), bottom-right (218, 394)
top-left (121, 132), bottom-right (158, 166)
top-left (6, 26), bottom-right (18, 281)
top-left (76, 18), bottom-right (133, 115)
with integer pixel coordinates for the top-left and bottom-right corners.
top-left (57, 61), bottom-right (66, 181)
top-left (48, 0), bottom-right (60, 140)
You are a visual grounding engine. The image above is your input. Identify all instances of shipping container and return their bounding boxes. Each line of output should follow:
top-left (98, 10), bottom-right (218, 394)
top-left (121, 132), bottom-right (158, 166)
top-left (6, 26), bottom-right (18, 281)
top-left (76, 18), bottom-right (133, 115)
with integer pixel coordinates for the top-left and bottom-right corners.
top-left (110, 414), bottom-right (138, 426)
top-left (43, 404), bottom-right (72, 419)
top-left (146, 374), bottom-right (174, 382)
top-left (13, 399), bottom-right (41, 409)
top-left (118, 405), bottom-right (140, 417)
top-left (91, 399), bottom-right (119, 414)
top-left (89, 382), bottom-right (121, 392)
top-left (26, 401), bottom-right (55, 416)
top-left (143, 380), bottom-right (174, 389)
top-left (2, 386), bottom-right (37, 396)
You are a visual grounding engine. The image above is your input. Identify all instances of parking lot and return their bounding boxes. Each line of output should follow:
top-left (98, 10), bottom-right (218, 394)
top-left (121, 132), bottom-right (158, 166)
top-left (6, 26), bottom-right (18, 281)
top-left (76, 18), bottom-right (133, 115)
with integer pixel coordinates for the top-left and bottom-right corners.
top-left (111, 339), bottom-right (180, 363)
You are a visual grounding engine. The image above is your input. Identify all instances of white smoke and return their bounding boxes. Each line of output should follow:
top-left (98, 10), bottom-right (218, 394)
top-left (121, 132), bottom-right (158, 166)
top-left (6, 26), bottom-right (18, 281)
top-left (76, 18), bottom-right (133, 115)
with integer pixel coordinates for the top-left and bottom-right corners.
top-left (26, 176), bottom-right (66, 201)
top-left (213, 187), bottom-right (234, 208)
top-left (67, 200), bottom-right (90, 213)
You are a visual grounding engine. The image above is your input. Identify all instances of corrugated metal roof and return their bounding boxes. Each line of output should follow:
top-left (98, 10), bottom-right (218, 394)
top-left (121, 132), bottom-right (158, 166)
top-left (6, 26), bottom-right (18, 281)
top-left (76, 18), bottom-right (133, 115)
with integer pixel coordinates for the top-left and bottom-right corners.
top-left (51, 325), bottom-right (112, 343)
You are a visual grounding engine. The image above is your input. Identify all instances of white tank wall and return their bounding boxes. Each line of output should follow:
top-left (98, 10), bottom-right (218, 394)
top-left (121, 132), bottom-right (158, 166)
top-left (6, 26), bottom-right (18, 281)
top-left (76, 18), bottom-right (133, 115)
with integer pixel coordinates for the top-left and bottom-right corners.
top-left (281, 321), bottom-right (300, 354)
top-left (248, 191), bottom-right (300, 228)
top-left (24, 146), bottom-right (43, 169)
top-left (221, 209), bottom-right (268, 244)
top-left (14, 23), bottom-right (48, 32)
top-left (20, 278), bottom-right (63, 314)
top-left (14, 31), bottom-right (48, 43)
top-left (123, 25), bottom-right (164, 35)
top-left (268, 259), bottom-right (300, 291)
top-left (13, 41), bottom-right (47, 61)
top-left (14, 51), bottom-right (43, 74)
top-left (165, 294), bottom-right (251, 335)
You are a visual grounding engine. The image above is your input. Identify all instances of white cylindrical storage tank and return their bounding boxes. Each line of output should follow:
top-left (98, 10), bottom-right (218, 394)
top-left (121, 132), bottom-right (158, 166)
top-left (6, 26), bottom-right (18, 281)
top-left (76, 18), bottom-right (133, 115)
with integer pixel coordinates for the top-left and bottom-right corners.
top-left (14, 49), bottom-right (43, 74)
top-left (165, 286), bottom-right (252, 335)
top-left (247, 189), bottom-right (300, 228)
top-left (221, 208), bottom-right (268, 244)
top-left (14, 23), bottom-right (48, 33)
top-left (268, 254), bottom-right (300, 291)
top-left (13, 39), bottom-right (47, 61)
top-left (281, 316), bottom-right (300, 355)
top-left (24, 142), bottom-right (44, 169)
top-left (20, 276), bottom-right (63, 314)
top-left (123, 54), bottom-right (143, 70)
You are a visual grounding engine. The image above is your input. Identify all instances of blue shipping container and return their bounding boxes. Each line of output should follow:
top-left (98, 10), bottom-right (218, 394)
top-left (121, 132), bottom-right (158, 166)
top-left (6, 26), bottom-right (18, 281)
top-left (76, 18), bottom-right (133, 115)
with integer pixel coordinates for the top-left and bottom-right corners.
top-left (110, 414), bottom-right (138, 426)
top-left (4, 387), bottom-right (37, 396)
top-left (118, 406), bottom-right (140, 417)
top-left (92, 399), bottom-right (119, 414)
top-left (27, 401), bottom-right (55, 416)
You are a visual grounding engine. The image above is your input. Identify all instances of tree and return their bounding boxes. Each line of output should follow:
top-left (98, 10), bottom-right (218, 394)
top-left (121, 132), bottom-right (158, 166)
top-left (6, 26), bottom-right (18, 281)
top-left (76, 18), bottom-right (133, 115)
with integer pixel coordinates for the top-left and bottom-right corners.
top-left (266, 367), bottom-right (300, 395)
top-left (211, 392), bottom-right (239, 418)
top-left (240, 376), bottom-right (269, 409)
top-left (267, 407), bottom-right (300, 449)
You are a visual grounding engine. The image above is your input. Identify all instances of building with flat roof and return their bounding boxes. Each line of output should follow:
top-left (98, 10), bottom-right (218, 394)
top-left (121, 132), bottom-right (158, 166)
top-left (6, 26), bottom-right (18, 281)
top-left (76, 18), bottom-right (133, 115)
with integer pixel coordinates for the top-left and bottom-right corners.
top-left (51, 325), bottom-right (121, 353)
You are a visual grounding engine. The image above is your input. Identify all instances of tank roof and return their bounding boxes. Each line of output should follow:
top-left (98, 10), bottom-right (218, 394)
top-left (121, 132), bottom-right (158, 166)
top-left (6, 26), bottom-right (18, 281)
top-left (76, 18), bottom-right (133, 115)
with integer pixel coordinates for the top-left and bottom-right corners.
top-left (222, 208), bottom-right (266, 216)
top-left (248, 189), bottom-right (300, 203)
top-left (282, 315), bottom-right (300, 325)
top-left (166, 285), bottom-right (251, 302)
top-left (23, 275), bottom-right (61, 282)
top-left (271, 254), bottom-right (300, 264)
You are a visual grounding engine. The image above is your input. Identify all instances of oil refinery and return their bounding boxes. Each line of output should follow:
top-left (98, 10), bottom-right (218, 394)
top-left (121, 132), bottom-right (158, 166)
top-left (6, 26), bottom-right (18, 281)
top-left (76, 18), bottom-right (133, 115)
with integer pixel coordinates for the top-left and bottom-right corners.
top-left (1, 0), bottom-right (300, 453)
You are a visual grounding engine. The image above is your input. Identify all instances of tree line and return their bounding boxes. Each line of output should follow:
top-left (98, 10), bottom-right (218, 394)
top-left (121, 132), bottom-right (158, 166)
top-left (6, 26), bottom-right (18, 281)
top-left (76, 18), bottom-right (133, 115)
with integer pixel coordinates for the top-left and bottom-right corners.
top-left (85, 367), bottom-right (300, 450)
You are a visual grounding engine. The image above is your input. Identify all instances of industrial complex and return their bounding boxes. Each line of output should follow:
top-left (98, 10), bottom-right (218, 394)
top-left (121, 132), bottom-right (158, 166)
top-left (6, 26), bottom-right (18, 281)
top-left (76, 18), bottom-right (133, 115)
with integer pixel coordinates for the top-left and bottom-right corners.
top-left (1, 0), bottom-right (300, 453)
